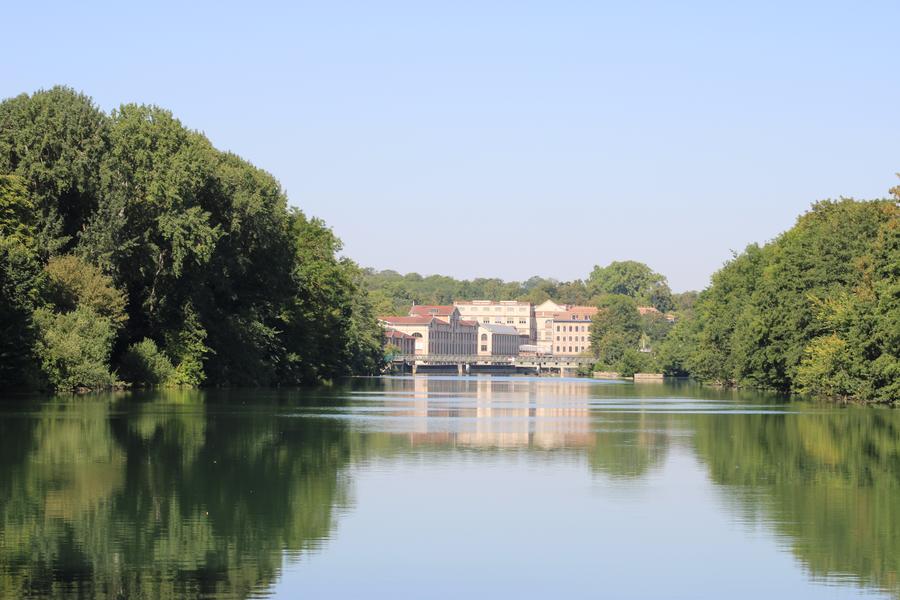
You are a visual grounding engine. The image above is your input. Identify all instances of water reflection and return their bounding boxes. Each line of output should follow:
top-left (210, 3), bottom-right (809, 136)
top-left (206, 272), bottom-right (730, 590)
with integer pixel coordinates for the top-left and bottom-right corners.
top-left (0, 378), bottom-right (897, 599)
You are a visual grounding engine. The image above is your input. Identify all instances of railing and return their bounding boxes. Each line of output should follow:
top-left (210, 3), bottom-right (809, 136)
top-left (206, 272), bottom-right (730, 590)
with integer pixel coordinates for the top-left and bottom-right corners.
top-left (390, 354), bottom-right (595, 366)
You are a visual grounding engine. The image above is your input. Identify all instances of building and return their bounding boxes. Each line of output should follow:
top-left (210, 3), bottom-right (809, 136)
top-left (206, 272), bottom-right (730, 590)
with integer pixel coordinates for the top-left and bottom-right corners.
top-left (552, 307), bottom-right (598, 356)
top-left (454, 300), bottom-right (536, 345)
top-left (534, 299), bottom-right (572, 353)
top-left (379, 305), bottom-right (477, 355)
top-left (477, 323), bottom-right (521, 356)
top-left (383, 328), bottom-right (416, 355)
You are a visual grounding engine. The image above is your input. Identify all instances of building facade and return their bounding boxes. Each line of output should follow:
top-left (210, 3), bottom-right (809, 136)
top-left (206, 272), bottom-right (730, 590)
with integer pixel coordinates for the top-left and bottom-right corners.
top-left (379, 306), bottom-right (477, 355)
top-left (454, 300), bottom-right (536, 344)
top-left (383, 328), bottom-right (416, 355)
top-left (534, 299), bottom-right (571, 353)
top-left (551, 307), bottom-right (598, 356)
top-left (477, 323), bottom-right (521, 356)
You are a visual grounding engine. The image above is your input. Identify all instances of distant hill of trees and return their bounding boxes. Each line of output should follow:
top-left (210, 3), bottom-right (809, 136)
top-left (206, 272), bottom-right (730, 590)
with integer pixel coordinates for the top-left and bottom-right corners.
top-left (364, 261), bottom-right (695, 316)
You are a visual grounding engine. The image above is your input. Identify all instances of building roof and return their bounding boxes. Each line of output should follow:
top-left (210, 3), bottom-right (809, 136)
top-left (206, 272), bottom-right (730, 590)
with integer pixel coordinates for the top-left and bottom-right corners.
top-left (534, 300), bottom-right (570, 312)
top-left (637, 306), bottom-right (660, 315)
top-left (379, 315), bottom-right (434, 325)
top-left (554, 307), bottom-right (598, 322)
top-left (454, 300), bottom-right (530, 306)
top-left (384, 328), bottom-right (415, 339)
top-left (478, 323), bottom-right (520, 335)
top-left (459, 319), bottom-right (479, 327)
top-left (409, 305), bottom-right (457, 317)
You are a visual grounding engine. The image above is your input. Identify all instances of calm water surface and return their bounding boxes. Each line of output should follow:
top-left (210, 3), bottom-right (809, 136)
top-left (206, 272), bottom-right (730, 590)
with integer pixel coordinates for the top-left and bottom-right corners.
top-left (1, 376), bottom-right (898, 599)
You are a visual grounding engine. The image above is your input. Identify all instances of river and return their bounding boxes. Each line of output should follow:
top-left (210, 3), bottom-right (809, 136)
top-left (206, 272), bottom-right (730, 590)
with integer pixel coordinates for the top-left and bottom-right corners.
top-left (0, 376), bottom-right (897, 599)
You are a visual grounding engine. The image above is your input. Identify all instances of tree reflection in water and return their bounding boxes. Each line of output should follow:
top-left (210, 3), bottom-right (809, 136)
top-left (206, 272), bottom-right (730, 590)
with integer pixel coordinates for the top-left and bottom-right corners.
top-left (0, 380), bottom-right (897, 598)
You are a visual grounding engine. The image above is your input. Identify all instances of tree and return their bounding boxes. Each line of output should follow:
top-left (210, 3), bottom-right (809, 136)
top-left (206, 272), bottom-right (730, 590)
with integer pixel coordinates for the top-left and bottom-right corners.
top-left (0, 87), bottom-right (108, 254)
top-left (672, 195), bottom-right (898, 401)
top-left (589, 294), bottom-right (642, 369)
top-left (587, 260), bottom-right (674, 311)
top-left (0, 87), bottom-right (388, 390)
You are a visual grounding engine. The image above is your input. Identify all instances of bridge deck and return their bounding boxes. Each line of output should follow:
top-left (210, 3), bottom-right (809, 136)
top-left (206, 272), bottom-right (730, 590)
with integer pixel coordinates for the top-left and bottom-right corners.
top-left (389, 354), bottom-right (595, 366)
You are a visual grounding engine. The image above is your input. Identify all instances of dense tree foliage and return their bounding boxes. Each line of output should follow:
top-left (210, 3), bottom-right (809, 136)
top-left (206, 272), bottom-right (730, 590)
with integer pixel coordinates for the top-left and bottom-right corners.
top-left (0, 87), bottom-right (383, 390)
top-left (662, 196), bottom-right (899, 403)
top-left (587, 260), bottom-right (674, 312)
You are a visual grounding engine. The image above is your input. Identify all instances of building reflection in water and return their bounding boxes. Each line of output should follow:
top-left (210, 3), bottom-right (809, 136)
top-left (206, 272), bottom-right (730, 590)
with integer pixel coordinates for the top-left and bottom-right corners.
top-left (380, 376), bottom-right (595, 449)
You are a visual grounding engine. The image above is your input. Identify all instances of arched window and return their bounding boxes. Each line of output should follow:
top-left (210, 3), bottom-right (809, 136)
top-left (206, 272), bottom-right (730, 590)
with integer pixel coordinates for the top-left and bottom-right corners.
top-left (481, 333), bottom-right (488, 341)
top-left (412, 333), bottom-right (422, 338)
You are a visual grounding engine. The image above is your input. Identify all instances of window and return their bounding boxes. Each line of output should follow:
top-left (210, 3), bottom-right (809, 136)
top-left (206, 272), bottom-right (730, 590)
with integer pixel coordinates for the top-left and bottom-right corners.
top-left (555, 336), bottom-right (559, 341)
top-left (556, 325), bottom-right (560, 332)
top-left (519, 319), bottom-right (526, 324)
top-left (556, 346), bottom-right (560, 352)
top-left (481, 344), bottom-right (487, 351)
top-left (481, 333), bottom-right (487, 341)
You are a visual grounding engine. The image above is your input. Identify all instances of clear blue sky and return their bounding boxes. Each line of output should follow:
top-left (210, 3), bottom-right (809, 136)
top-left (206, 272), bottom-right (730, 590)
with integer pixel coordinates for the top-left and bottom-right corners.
top-left (3, 0), bottom-right (899, 291)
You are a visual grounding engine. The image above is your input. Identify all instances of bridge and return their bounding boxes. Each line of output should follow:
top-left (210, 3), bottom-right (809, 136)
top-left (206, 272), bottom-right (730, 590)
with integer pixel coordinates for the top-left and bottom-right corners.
top-left (388, 354), bottom-right (595, 376)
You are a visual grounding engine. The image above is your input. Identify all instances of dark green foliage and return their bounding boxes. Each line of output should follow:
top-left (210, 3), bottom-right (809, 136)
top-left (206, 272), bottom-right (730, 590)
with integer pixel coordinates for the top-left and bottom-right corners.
top-left (119, 338), bottom-right (174, 386)
top-left (673, 197), bottom-right (899, 402)
top-left (279, 215), bottom-right (384, 383)
top-left (587, 260), bottom-right (674, 311)
top-left (0, 87), bottom-right (385, 390)
top-left (0, 87), bottom-right (108, 254)
top-left (589, 294), bottom-right (643, 370)
top-left (0, 237), bottom-right (43, 387)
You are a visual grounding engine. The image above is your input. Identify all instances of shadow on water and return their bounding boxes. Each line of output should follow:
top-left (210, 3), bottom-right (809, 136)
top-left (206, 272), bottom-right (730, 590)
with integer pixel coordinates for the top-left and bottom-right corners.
top-left (0, 377), bottom-right (897, 598)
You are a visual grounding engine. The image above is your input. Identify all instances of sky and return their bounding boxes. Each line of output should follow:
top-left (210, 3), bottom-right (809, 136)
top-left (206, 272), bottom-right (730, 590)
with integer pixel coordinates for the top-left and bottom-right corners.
top-left (3, 0), bottom-right (899, 291)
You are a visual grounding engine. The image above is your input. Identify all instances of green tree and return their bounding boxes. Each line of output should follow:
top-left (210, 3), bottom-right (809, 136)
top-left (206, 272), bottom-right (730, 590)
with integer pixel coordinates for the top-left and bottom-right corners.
top-left (587, 260), bottom-right (674, 311)
top-left (589, 294), bottom-right (642, 369)
top-left (675, 195), bottom-right (898, 401)
top-left (0, 87), bottom-right (108, 254)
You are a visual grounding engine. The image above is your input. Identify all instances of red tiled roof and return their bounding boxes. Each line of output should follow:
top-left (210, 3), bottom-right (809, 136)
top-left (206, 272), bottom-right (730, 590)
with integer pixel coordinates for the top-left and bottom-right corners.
top-left (638, 306), bottom-right (660, 315)
top-left (409, 305), bottom-right (456, 317)
top-left (569, 306), bottom-right (598, 313)
top-left (379, 315), bottom-right (434, 325)
top-left (554, 307), bottom-right (598, 322)
top-left (384, 328), bottom-right (415, 339)
top-left (459, 319), bottom-right (478, 327)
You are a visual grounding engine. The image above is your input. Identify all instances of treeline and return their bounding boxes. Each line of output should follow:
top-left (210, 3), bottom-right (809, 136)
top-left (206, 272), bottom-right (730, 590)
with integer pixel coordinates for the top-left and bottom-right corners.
top-left (365, 260), bottom-right (694, 316)
top-left (0, 87), bottom-right (384, 391)
top-left (658, 195), bottom-right (899, 403)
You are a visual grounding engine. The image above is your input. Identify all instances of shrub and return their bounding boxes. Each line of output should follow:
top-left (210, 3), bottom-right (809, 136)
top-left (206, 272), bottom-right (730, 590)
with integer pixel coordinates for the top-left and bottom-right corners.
top-left (120, 338), bottom-right (174, 386)
top-left (34, 306), bottom-right (116, 390)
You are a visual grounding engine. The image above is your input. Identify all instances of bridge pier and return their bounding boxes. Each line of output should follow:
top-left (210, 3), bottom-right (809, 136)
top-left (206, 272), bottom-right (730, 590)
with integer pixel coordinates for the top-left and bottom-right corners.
top-left (411, 363), bottom-right (417, 375)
